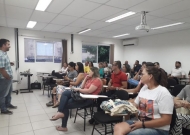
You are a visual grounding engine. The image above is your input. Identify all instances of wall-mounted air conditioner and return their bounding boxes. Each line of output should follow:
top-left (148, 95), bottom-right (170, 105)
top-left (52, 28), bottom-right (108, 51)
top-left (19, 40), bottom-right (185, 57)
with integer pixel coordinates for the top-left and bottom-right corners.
top-left (123, 38), bottom-right (138, 46)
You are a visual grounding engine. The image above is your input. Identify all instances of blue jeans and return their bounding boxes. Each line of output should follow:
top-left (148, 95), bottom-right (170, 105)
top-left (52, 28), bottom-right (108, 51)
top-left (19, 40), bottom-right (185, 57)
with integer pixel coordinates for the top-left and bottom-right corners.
top-left (126, 120), bottom-right (169, 135)
top-left (128, 79), bottom-right (139, 86)
top-left (0, 79), bottom-right (13, 111)
top-left (58, 90), bottom-right (93, 127)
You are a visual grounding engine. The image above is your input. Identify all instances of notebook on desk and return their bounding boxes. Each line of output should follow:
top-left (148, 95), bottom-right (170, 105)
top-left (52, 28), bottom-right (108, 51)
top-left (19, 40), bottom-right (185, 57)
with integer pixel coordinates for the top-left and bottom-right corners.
top-left (80, 93), bottom-right (108, 99)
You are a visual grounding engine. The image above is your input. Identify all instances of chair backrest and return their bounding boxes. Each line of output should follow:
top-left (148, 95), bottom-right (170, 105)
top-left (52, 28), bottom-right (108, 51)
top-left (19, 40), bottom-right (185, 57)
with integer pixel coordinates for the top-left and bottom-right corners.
top-left (171, 84), bottom-right (185, 97)
top-left (111, 90), bottom-right (129, 100)
top-left (167, 78), bottom-right (178, 89)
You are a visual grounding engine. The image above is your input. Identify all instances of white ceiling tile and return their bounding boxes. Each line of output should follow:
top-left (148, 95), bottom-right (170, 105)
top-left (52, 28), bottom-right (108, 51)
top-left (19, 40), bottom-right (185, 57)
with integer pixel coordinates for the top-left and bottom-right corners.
top-left (32, 22), bottom-right (47, 30)
top-left (158, 23), bottom-right (190, 32)
top-left (0, 16), bottom-right (6, 26)
top-left (59, 26), bottom-right (82, 34)
top-left (181, 17), bottom-right (190, 23)
top-left (69, 18), bottom-right (95, 27)
top-left (87, 21), bottom-right (110, 29)
top-left (5, 0), bottom-right (38, 9)
top-left (0, 4), bottom-right (5, 16)
top-left (129, 0), bottom-right (182, 12)
top-left (46, 0), bottom-right (74, 14)
top-left (82, 30), bottom-right (105, 36)
top-left (6, 5), bottom-right (33, 20)
top-left (100, 23), bottom-right (125, 31)
top-left (7, 18), bottom-right (28, 28)
top-left (149, 0), bottom-right (190, 17)
top-left (106, 0), bottom-right (147, 9)
top-left (30, 11), bottom-right (57, 23)
top-left (113, 25), bottom-right (137, 34)
top-left (51, 14), bottom-right (78, 25)
top-left (43, 24), bottom-right (64, 32)
top-left (87, 0), bottom-right (110, 4)
top-left (164, 9), bottom-right (190, 20)
top-left (116, 15), bottom-right (156, 26)
top-left (61, 0), bottom-right (101, 17)
top-left (84, 5), bottom-right (123, 20)
top-left (148, 18), bottom-right (174, 27)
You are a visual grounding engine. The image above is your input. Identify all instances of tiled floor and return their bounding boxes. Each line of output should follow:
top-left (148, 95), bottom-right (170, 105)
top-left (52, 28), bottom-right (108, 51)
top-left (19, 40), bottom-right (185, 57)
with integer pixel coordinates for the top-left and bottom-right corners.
top-left (0, 90), bottom-right (100, 135)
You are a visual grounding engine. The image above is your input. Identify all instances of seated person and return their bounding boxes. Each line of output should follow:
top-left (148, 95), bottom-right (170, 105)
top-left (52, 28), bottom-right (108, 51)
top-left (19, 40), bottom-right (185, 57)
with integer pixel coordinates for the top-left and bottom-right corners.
top-left (60, 62), bottom-right (68, 73)
top-left (121, 62), bottom-right (154, 95)
top-left (46, 62), bottom-right (78, 107)
top-left (169, 61), bottom-right (185, 79)
top-left (89, 61), bottom-right (94, 68)
top-left (98, 62), bottom-right (104, 79)
top-left (50, 67), bottom-right (103, 132)
top-left (154, 62), bottom-right (167, 75)
top-left (107, 60), bottom-right (127, 96)
top-left (174, 85), bottom-right (190, 109)
top-left (103, 62), bottom-right (110, 73)
top-left (132, 60), bottom-right (141, 76)
top-left (127, 62), bottom-right (146, 87)
top-left (84, 61), bottom-right (90, 73)
top-left (114, 66), bottom-right (174, 135)
top-left (122, 64), bottom-right (131, 79)
top-left (52, 62), bottom-right (85, 107)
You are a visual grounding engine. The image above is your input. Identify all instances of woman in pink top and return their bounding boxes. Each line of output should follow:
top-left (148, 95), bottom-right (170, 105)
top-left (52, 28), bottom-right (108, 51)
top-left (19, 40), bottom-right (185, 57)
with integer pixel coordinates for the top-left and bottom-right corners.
top-left (50, 67), bottom-right (102, 132)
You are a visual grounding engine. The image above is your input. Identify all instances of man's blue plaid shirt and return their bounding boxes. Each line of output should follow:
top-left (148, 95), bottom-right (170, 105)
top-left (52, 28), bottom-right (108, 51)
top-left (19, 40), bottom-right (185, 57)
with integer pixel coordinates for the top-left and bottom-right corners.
top-left (0, 50), bottom-right (13, 79)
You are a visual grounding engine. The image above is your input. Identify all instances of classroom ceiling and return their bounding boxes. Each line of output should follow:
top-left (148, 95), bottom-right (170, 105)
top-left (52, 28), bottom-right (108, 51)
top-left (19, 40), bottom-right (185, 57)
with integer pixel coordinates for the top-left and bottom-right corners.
top-left (1, 0), bottom-right (190, 39)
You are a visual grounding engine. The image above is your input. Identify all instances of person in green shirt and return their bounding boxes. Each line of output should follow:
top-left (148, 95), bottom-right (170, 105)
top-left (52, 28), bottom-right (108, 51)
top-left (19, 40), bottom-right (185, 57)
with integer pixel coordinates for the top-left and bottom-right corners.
top-left (98, 62), bottom-right (104, 79)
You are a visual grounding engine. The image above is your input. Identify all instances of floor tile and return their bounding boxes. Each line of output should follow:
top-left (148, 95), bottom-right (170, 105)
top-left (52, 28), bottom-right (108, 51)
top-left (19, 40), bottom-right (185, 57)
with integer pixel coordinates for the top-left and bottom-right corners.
top-left (29, 114), bottom-right (49, 122)
top-left (0, 127), bottom-right (8, 135)
top-left (9, 123), bottom-right (33, 135)
top-left (28, 109), bottom-right (45, 116)
top-left (0, 119), bottom-right (9, 127)
top-left (34, 127), bottom-right (60, 135)
top-left (9, 116), bottom-right (30, 126)
top-left (10, 131), bottom-right (34, 135)
top-left (10, 111), bottom-right (28, 119)
top-left (31, 120), bottom-right (54, 130)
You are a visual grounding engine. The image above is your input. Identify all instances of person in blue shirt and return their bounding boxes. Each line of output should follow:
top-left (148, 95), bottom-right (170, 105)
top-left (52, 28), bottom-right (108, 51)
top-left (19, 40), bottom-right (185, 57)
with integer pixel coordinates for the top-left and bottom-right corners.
top-left (98, 62), bottom-right (104, 79)
top-left (0, 39), bottom-right (17, 115)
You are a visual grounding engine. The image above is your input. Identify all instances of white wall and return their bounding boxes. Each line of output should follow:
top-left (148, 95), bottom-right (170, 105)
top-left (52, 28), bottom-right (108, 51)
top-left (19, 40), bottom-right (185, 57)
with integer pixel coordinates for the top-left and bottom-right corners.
top-left (0, 27), bottom-right (123, 89)
top-left (124, 29), bottom-right (190, 75)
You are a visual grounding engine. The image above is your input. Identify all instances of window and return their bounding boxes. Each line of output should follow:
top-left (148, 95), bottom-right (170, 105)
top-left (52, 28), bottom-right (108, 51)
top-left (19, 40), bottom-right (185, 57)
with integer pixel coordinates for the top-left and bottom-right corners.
top-left (24, 38), bottom-right (62, 63)
top-left (82, 45), bottom-right (110, 63)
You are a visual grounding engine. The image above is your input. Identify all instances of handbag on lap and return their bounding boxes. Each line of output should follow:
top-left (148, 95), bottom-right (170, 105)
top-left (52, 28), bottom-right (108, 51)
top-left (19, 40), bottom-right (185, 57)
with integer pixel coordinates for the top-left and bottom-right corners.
top-left (71, 90), bottom-right (86, 101)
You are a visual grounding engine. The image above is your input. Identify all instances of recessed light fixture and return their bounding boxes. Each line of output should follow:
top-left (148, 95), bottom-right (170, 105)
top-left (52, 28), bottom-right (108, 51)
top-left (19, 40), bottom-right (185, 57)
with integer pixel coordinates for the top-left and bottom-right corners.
top-left (106, 11), bottom-right (136, 23)
top-left (113, 33), bottom-right (130, 38)
top-left (151, 22), bottom-right (184, 30)
top-left (78, 28), bottom-right (91, 34)
top-left (27, 21), bottom-right (37, 28)
top-left (35, 0), bottom-right (52, 11)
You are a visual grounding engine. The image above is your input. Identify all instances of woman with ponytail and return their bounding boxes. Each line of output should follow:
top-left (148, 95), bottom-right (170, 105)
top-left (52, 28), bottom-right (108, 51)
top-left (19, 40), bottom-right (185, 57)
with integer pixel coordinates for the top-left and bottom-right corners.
top-left (114, 66), bottom-right (174, 135)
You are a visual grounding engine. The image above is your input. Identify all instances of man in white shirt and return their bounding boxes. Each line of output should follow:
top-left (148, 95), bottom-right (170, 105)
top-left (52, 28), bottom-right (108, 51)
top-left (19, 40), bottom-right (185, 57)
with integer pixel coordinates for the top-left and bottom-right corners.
top-left (169, 61), bottom-right (185, 78)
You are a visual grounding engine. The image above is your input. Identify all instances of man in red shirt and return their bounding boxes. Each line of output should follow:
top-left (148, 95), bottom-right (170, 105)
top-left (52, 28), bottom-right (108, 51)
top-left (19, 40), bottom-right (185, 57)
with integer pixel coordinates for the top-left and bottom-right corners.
top-left (107, 61), bottom-right (127, 95)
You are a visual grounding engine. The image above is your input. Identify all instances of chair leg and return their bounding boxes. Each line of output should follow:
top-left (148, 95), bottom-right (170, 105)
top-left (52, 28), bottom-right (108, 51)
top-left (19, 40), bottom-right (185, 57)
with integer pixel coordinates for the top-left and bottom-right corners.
top-left (48, 86), bottom-right (50, 97)
top-left (74, 108), bottom-right (78, 123)
top-left (91, 120), bottom-right (95, 135)
top-left (84, 108), bottom-right (87, 131)
top-left (70, 109), bottom-right (72, 118)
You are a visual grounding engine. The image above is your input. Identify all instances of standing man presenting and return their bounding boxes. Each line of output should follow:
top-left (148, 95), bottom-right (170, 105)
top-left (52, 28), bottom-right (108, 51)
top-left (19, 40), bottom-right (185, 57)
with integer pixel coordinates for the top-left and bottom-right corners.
top-left (0, 39), bottom-right (17, 115)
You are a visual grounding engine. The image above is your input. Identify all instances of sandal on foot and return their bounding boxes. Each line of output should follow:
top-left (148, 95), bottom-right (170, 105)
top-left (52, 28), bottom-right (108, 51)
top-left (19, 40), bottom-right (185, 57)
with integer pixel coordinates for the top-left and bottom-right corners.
top-left (56, 126), bottom-right (68, 131)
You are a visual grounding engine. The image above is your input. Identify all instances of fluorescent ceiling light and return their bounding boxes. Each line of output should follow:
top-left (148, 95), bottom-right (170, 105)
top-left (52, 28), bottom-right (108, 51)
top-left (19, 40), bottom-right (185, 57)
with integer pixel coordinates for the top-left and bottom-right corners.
top-left (78, 29), bottom-right (91, 34)
top-left (151, 22), bottom-right (184, 30)
top-left (106, 11), bottom-right (136, 23)
top-left (35, 0), bottom-right (52, 11)
top-left (113, 33), bottom-right (130, 38)
top-left (27, 21), bottom-right (37, 28)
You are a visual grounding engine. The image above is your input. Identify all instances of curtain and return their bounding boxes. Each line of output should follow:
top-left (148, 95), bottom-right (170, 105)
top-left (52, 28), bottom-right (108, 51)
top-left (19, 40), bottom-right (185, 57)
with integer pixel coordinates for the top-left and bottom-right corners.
top-left (110, 44), bottom-right (114, 64)
top-left (61, 40), bottom-right (67, 67)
